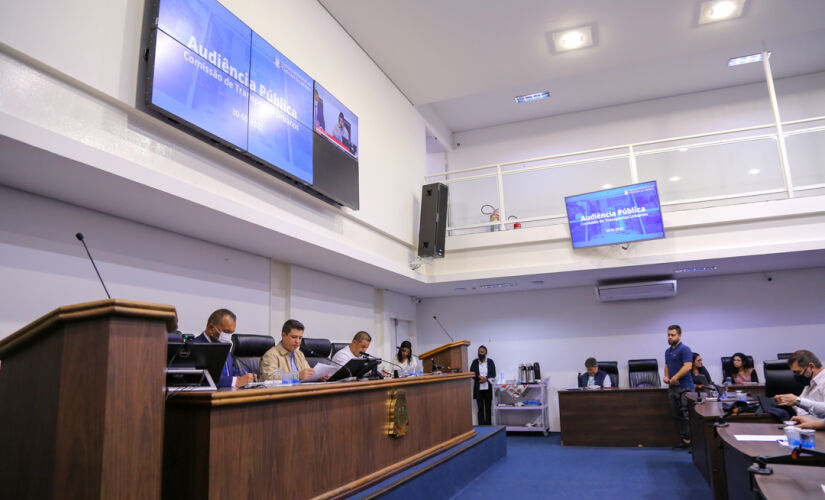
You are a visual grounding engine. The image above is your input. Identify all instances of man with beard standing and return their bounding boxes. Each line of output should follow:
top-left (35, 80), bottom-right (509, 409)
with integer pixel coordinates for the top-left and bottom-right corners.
top-left (663, 324), bottom-right (694, 449)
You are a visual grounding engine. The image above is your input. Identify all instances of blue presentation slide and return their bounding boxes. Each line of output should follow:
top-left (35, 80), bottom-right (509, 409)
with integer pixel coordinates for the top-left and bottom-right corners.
top-left (248, 94), bottom-right (313, 183)
top-left (565, 181), bottom-right (665, 249)
top-left (314, 82), bottom-right (359, 159)
top-left (250, 32), bottom-right (313, 130)
top-left (157, 0), bottom-right (252, 85)
top-left (151, 30), bottom-right (249, 149)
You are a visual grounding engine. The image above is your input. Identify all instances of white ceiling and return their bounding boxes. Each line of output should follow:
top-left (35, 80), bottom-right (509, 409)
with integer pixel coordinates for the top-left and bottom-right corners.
top-left (319, 0), bottom-right (825, 133)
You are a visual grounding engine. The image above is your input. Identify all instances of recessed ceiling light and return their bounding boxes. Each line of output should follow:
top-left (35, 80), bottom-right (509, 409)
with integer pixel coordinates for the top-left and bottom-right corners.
top-left (679, 147), bottom-right (689, 152)
top-left (698, 0), bottom-right (746, 24)
top-left (454, 287), bottom-right (466, 291)
top-left (602, 184), bottom-right (613, 189)
top-left (748, 168), bottom-right (760, 175)
top-left (728, 52), bottom-right (769, 67)
top-left (515, 91), bottom-right (551, 103)
top-left (551, 25), bottom-right (594, 52)
top-left (530, 280), bottom-right (545, 285)
top-left (669, 176), bottom-right (681, 182)
top-left (674, 266), bottom-right (718, 273)
top-left (478, 283), bottom-right (516, 290)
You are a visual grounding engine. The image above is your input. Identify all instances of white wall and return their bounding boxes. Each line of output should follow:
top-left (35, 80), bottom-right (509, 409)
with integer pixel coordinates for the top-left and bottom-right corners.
top-left (0, 186), bottom-right (271, 336)
top-left (0, 187), bottom-right (415, 364)
top-left (416, 267), bottom-right (825, 430)
top-left (289, 265), bottom-right (375, 343)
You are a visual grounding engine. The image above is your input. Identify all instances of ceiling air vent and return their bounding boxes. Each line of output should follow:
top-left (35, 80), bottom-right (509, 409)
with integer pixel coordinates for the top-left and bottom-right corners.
top-left (595, 280), bottom-right (677, 302)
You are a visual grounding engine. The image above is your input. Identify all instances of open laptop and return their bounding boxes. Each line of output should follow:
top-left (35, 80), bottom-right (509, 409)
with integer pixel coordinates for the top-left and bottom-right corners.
top-left (167, 342), bottom-right (230, 391)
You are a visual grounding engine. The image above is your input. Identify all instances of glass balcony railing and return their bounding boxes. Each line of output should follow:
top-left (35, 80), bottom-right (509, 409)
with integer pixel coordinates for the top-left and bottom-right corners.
top-left (427, 116), bottom-right (825, 236)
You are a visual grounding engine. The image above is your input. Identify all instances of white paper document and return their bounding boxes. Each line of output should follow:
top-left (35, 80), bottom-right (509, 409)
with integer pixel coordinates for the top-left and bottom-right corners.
top-left (301, 363), bottom-right (338, 382)
top-left (733, 435), bottom-right (785, 442)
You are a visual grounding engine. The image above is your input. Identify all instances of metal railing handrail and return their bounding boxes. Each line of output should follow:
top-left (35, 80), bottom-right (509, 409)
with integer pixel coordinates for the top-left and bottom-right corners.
top-left (425, 115), bottom-right (825, 181)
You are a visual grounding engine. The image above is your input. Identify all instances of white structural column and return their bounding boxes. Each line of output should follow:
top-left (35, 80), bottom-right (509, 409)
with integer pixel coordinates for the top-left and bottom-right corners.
top-left (762, 49), bottom-right (795, 198)
top-left (628, 144), bottom-right (639, 183)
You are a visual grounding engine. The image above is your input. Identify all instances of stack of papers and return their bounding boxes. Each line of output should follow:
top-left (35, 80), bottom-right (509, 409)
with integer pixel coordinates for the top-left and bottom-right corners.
top-left (733, 435), bottom-right (784, 442)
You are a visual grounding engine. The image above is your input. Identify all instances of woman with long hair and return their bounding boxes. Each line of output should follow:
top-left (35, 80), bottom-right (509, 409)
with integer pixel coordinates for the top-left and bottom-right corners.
top-left (727, 352), bottom-right (758, 384)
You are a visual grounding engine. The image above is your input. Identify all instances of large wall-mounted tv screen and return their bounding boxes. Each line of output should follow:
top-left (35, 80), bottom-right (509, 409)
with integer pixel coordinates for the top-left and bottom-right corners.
top-left (313, 82), bottom-right (359, 159)
top-left (564, 181), bottom-right (665, 249)
top-left (151, 0), bottom-right (251, 149)
top-left (247, 32), bottom-right (314, 183)
top-left (145, 0), bottom-right (359, 206)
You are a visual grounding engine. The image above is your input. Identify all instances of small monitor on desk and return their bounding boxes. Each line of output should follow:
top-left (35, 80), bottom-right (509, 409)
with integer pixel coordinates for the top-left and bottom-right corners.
top-left (327, 358), bottom-right (381, 382)
top-left (694, 374), bottom-right (710, 386)
top-left (167, 342), bottom-right (230, 389)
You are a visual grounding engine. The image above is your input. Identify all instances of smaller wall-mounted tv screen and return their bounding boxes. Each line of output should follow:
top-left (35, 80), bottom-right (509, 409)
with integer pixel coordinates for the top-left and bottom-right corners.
top-left (565, 181), bottom-right (665, 249)
top-left (313, 82), bottom-right (359, 159)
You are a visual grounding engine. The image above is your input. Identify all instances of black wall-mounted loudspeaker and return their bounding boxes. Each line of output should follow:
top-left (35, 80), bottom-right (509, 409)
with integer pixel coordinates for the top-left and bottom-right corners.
top-left (418, 183), bottom-right (448, 258)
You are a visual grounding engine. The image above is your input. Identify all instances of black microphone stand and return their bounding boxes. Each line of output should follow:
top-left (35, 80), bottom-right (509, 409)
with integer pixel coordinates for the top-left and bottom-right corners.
top-left (749, 447), bottom-right (825, 475)
top-left (75, 232), bottom-right (111, 298)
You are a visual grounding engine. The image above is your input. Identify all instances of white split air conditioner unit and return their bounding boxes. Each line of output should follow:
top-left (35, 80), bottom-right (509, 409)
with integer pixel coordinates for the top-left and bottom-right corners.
top-left (595, 280), bottom-right (677, 302)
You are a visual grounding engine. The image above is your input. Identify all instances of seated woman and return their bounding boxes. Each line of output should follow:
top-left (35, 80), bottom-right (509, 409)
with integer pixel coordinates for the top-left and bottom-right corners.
top-left (691, 352), bottom-right (713, 384)
top-left (386, 340), bottom-right (418, 376)
top-left (727, 352), bottom-right (758, 384)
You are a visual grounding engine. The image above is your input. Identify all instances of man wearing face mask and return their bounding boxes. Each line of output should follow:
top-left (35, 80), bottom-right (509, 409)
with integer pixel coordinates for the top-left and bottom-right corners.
top-left (193, 308), bottom-right (256, 388)
top-left (470, 346), bottom-right (496, 426)
top-left (775, 350), bottom-right (825, 418)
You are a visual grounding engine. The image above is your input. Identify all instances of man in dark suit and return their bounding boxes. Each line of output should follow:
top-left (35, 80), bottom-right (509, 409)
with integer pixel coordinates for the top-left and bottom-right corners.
top-left (193, 309), bottom-right (255, 388)
top-left (470, 345), bottom-right (496, 425)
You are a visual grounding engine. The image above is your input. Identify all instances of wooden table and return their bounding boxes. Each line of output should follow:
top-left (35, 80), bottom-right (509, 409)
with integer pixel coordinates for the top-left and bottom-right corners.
top-left (163, 372), bottom-right (474, 499)
top-left (718, 423), bottom-right (825, 500)
top-left (688, 399), bottom-right (775, 500)
top-left (558, 388), bottom-right (680, 447)
top-left (753, 464), bottom-right (825, 499)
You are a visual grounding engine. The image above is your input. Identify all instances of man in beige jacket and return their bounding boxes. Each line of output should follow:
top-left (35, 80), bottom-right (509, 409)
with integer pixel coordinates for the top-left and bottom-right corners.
top-left (260, 319), bottom-right (315, 381)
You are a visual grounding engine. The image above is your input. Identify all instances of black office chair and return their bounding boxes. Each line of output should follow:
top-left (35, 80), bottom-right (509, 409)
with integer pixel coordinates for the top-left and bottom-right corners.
top-left (331, 342), bottom-right (349, 357)
top-left (167, 331), bottom-right (184, 342)
top-left (721, 355), bottom-right (755, 381)
top-left (764, 359), bottom-right (805, 398)
top-left (598, 361), bottom-right (619, 387)
top-left (628, 359), bottom-right (661, 388)
top-left (777, 352), bottom-right (793, 360)
top-left (300, 338), bottom-right (333, 368)
top-left (231, 334), bottom-right (276, 376)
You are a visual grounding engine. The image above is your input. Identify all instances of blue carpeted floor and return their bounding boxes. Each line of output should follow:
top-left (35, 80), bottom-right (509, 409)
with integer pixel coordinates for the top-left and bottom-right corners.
top-left (451, 432), bottom-right (712, 500)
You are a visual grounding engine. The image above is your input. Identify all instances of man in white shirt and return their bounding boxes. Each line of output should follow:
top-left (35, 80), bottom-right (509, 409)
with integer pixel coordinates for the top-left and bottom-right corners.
top-left (776, 350), bottom-right (825, 418)
top-left (332, 331), bottom-right (373, 366)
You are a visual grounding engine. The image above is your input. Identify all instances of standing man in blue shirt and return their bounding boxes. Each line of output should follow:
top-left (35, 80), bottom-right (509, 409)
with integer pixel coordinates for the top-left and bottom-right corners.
top-left (663, 324), bottom-right (694, 449)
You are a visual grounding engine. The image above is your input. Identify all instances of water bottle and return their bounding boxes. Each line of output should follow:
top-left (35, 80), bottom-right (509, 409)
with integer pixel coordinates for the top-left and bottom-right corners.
top-left (291, 371), bottom-right (299, 384)
top-left (273, 369), bottom-right (282, 385)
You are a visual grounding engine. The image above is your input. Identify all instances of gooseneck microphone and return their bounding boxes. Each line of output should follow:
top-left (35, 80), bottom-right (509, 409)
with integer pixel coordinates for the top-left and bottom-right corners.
top-left (432, 315), bottom-right (455, 343)
top-left (363, 352), bottom-right (405, 374)
top-left (75, 233), bottom-right (111, 299)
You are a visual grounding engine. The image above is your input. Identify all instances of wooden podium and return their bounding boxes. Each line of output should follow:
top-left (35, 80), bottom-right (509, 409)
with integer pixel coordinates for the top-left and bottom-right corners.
top-left (0, 299), bottom-right (177, 500)
top-left (419, 340), bottom-right (470, 373)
